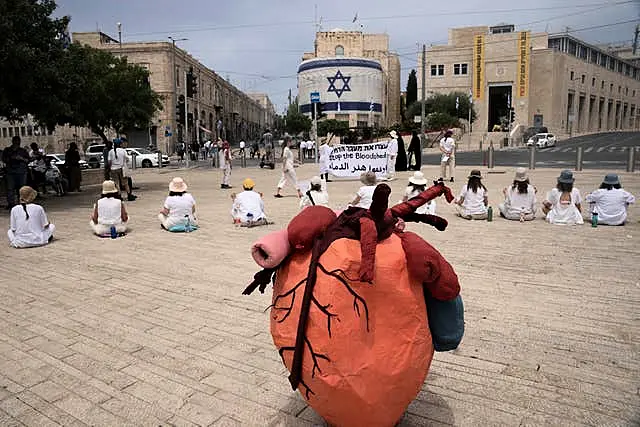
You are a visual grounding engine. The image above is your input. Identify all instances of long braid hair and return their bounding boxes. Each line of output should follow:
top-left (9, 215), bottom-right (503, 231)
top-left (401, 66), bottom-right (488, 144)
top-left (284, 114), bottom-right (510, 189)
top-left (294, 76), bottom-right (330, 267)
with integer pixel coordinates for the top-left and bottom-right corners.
top-left (21, 203), bottom-right (29, 220)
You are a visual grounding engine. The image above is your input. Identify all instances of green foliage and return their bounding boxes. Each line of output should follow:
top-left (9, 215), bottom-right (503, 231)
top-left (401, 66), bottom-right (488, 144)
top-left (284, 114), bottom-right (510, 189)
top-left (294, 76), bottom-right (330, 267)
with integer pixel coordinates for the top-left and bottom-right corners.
top-left (406, 70), bottom-right (417, 106)
top-left (317, 119), bottom-right (349, 138)
top-left (427, 112), bottom-right (460, 130)
top-left (285, 101), bottom-right (311, 135)
top-left (405, 91), bottom-right (476, 131)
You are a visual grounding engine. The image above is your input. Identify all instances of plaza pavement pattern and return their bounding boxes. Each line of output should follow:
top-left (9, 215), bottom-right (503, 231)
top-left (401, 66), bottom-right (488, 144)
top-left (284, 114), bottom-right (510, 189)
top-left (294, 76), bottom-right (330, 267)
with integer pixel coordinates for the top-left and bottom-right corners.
top-left (0, 164), bottom-right (638, 426)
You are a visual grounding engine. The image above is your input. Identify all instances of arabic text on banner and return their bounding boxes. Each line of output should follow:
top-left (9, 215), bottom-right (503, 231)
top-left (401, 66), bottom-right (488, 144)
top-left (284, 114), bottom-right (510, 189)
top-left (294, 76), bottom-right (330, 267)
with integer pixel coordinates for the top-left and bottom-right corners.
top-left (328, 142), bottom-right (389, 177)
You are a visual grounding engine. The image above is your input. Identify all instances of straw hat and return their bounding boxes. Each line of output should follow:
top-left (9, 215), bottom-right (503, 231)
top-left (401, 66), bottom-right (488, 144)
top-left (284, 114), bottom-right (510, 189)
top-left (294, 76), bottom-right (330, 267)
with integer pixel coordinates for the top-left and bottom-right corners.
top-left (169, 177), bottom-right (188, 192)
top-left (19, 186), bottom-right (37, 204)
top-left (101, 180), bottom-right (118, 195)
top-left (242, 178), bottom-right (255, 190)
top-left (602, 173), bottom-right (620, 186)
top-left (514, 167), bottom-right (528, 182)
top-left (389, 130), bottom-right (398, 139)
top-left (408, 171), bottom-right (428, 186)
top-left (360, 171), bottom-right (377, 186)
top-left (557, 170), bottom-right (574, 184)
top-left (467, 169), bottom-right (482, 179)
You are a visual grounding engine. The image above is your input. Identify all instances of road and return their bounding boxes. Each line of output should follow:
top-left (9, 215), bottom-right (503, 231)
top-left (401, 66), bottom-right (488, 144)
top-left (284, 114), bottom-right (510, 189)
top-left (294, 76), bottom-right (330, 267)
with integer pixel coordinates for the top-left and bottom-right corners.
top-left (423, 131), bottom-right (640, 170)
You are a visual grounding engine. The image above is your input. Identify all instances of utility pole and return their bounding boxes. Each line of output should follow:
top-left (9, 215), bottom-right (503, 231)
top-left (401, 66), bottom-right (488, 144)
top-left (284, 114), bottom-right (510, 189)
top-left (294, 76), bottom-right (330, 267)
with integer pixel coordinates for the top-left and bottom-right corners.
top-left (184, 71), bottom-right (189, 168)
top-left (420, 44), bottom-right (426, 152)
top-left (633, 24), bottom-right (639, 55)
top-left (117, 22), bottom-right (122, 56)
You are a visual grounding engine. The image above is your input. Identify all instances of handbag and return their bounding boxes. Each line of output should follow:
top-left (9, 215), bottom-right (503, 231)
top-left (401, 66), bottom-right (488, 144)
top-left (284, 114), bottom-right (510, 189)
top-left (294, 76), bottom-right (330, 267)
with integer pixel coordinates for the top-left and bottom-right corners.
top-left (424, 291), bottom-right (464, 352)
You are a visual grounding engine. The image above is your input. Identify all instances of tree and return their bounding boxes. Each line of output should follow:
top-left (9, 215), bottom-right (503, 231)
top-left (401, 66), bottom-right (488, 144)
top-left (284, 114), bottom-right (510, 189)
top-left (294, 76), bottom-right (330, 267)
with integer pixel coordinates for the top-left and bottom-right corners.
top-left (317, 119), bottom-right (349, 139)
top-left (284, 101), bottom-right (311, 135)
top-left (405, 92), bottom-right (477, 131)
top-left (0, 0), bottom-right (70, 120)
top-left (406, 70), bottom-right (417, 107)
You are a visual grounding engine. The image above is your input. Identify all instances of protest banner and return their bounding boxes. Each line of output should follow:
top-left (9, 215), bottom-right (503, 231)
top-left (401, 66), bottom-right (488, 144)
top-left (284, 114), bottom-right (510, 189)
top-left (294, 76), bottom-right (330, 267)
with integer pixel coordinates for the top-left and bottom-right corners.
top-left (328, 142), bottom-right (389, 177)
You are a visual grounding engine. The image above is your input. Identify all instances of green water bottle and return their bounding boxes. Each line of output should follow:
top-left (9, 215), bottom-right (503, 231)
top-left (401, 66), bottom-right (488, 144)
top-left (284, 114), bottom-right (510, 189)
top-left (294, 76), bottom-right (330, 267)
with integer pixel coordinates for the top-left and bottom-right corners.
top-left (591, 210), bottom-right (598, 227)
top-left (487, 206), bottom-right (493, 222)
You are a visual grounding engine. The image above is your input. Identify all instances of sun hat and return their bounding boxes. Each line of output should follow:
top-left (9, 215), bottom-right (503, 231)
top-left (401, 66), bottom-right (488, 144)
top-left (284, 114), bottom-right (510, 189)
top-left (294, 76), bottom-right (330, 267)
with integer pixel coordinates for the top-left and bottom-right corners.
top-left (389, 130), bottom-right (398, 139)
top-left (557, 170), bottom-right (574, 184)
top-left (467, 169), bottom-right (482, 179)
top-left (602, 173), bottom-right (620, 186)
top-left (101, 180), bottom-right (118, 195)
top-left (310, 176), bottom-right (323, 187)
top-left (514, 167), bottom-right (528, 182)
top-left (360, 171), bottom-right (377, 186)
top-left (408, 171), bottom-right (428, 186)
top-left (19, 186), bottom-right (37, 204)
top-left (242, 178), bottom-right (255, 189)
top-left (169, 177), bottom-right (188, 192)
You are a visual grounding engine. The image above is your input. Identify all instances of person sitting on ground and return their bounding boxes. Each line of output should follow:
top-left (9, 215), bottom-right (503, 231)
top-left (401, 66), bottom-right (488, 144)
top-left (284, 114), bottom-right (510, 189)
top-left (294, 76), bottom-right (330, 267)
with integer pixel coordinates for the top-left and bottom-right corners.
top-left (158, 177), bottom-right (198, 231)
top-left (454, 170), bottom-right (488, 220)
top-left (300, 176), bottom-right (329, 209)
top-left (585, 173), bottom-right (635, 225)
top-left (498, 167), bottom-right (537, 221)
top-left (401, 171), bottom-right (435, 215)
top-left (349, 171), bottom-right (378, 209)
top-left (7, 186), bottom-right (55, 248)
top-left (542, 170), bottom-right (583, 225)
top-left (231, 178), bottom-right (269, 227)
top-left (90, 180), bottom-right (129, 236)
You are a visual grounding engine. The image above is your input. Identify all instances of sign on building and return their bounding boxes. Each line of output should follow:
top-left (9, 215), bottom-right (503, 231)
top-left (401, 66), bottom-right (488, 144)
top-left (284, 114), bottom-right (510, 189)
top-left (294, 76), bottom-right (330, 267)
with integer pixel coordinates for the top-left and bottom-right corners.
top-left (328, 142), bottom-right (389, 177)
top-left (517, 31), bottom-right (531, 98)
top-left (473, 35), bottom-right (485, 101)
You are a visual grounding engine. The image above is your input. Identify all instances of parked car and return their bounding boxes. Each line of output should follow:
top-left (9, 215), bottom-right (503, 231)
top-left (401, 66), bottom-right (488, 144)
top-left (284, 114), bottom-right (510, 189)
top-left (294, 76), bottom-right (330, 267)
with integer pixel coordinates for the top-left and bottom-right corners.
top-left (522, 126), bottom-right (548, 143)
top-left (527, 133), bottom-right (556, 148)
top-left (85, 144), bottom-right (106, 169)
top-left (47, 154), bottom-right (89, 170)
top-left (125, 148), bottom-right (170, 168)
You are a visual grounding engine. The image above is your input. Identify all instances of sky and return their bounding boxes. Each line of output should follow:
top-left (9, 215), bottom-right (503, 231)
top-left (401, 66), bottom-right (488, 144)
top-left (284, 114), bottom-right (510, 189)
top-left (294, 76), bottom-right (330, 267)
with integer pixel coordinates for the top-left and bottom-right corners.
top-left (55, 0), bottom-right (640, 113)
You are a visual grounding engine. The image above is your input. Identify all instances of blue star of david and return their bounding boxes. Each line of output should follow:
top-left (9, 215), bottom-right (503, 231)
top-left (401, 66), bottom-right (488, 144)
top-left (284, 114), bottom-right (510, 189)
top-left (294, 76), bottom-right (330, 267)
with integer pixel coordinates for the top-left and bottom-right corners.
top-left (327, 70), bottom-right (351, 98)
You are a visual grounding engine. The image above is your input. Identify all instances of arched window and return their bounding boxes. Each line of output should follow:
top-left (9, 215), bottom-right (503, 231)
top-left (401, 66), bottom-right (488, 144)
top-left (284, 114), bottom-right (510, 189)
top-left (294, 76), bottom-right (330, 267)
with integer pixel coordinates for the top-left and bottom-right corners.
top-left (335, 45), bottom-right (344, 56)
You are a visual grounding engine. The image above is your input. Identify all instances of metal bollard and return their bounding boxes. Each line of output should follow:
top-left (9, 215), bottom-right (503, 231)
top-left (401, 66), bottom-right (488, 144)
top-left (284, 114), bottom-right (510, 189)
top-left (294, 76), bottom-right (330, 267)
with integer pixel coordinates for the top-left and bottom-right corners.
top-left (130, 152), bottom-right (137, 170)
top-left (627, 146), bottom-right (636, 172)
top-left (157, 151), bottom-right (162, 169)
top-left (487, 143), bottom-right (495, 169)
top-left (575, 146), bottom-right (583, 171)
top-left (528, 146), bottom-right (536, 170)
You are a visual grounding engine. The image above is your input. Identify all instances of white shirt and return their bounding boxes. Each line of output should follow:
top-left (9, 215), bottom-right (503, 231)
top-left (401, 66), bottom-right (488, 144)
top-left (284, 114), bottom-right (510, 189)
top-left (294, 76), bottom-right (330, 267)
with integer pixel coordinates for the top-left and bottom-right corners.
top-left (232, 190), bottom-right (265, 222)
top-left (503, 185), bottom-right (536, 217)
top-left (9, 204), bottom-right (50, 247)
top-left (164, 193), bottom-right (196, 222)
top-left (300, 189), bottom-right (330, 209)
top-left (440, 137), bottom-right (456, 162)
top-left (545, 188), bottom-right (583, 225)
top-left (283, 147), bottom-right (294, 171)
top-left (354, 185), bottom-right (377, 209)
top-left (96, 197), bottom-right (124, 225)
top-left (387, 139), bottom-right (398, 156)
top-left (239, 141), bottom-right (245, 149)
top-left (404, 187), bottom-right (436, 215)
top-left (457, 185), bottom-right (488, 215)
top-left (586, 188), bottom-right (635, 225)
top-left (108, 148), bottom-right (128, 170)
top-left (319, 144), bottom-right (332, 160)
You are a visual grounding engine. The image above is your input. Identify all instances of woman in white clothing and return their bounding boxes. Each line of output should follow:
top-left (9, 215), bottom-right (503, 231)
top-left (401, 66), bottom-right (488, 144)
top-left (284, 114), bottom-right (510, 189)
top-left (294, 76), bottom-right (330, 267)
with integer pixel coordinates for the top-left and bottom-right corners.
top-left (300, 176), bottom-right (329, 209)
top-left (455, 170), bottom-right (488, 220)
top-left (7, 186), bottom-right (55, 248)
top-left (318, 140), bottom-right (333, 182)
top-left (90, 180), bottom-right (129, 236)
top-left (402, 171), bottom-right (435, 215)
top-left (231, 178), bottom-right (269, 226)
top-left (275, 138), bottom-right (302, 198)
top-left (542, 170), bottom-right (583, 225)
top-left (158, 177), bottom-right (198, 231)
top-left (499, 168), bottom-right (537, 221)
top-left (350, 171), bottom-right (378, 209)
top-left (585, 173), bottom-right (635, 225)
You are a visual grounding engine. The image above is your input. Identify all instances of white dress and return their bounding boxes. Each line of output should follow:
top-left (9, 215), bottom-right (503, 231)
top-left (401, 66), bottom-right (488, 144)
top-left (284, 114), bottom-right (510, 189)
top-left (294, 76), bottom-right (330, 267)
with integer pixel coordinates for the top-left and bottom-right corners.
top-left (500, 185), bottom-right (536, 220)
top-left (90, 197), bottom-right (128, 235)
top-left (277, 147), bottom-right (299, 190)
top-left (8, 204), bottom-right (55, 248)
top-left (300, 189), bottom-right (330, 209)
top-left (159, 193), bottom-right (198, 229)
top-left (319, 144), bottom-right (332, 174)
top-left (457, 185), bottom-right (488, 216)
top-left (545, 188), bottom-right (584, 225)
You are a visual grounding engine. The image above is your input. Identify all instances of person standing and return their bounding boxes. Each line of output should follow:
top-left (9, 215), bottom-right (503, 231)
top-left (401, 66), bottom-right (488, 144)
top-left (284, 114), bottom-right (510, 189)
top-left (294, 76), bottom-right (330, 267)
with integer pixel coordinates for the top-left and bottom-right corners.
top-left (220, 140), bottom-right (232, 189)
top-left (439, 130), bottom-right (456, 182)
top-left (7, 186), bottom-right (55, 248)
top-left (65, 142), bottom-right (82, 192)
top-left (318, 140), bottom-right (333, 182)
top-left (385, 130), bottom-right (399, 181)
top-left (275, 138), bottom-right (302, 198)
top-left (2, 136), bottom-right (30, 209)
top-left (107, 138), bottom-right (130, 198)
top-left (239, 140), bottom-right (246, 157)
top-left (407, 130), bottom-right (422, 171)
top-left (395, 132), bottom-right (408, 172)
top-left (102, 140), bottom-right (112, 180)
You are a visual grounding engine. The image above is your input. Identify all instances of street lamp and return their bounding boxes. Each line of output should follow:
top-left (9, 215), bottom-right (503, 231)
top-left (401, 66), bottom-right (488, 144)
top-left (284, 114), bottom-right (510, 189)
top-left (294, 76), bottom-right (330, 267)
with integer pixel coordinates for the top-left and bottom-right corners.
top-left (116, 22), bottom-right (122, 56)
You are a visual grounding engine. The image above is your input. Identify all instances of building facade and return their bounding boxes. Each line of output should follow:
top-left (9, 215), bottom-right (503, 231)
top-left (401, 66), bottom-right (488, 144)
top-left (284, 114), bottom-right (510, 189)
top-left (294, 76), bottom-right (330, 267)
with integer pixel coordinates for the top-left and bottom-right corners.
top-left (247, 93), bottom-right (277, 131)
top-left (418, 25), bottom-right (640, 141)
top-left (300, 30), bottom-right (401, 128)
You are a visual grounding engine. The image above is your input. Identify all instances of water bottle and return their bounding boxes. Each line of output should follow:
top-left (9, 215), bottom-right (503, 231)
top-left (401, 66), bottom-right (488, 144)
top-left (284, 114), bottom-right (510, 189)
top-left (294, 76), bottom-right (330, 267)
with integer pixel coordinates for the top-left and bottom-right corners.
top-left (110, 225), bottom-right (117, 239)
top-left (591, 210), bottom-right (598, 228)
top-left (247, 212), bottom-right (254, 227)
top-left (487, 206), bottom-right (493, 222)
top-left (185, 215), bottom-right (191, 232)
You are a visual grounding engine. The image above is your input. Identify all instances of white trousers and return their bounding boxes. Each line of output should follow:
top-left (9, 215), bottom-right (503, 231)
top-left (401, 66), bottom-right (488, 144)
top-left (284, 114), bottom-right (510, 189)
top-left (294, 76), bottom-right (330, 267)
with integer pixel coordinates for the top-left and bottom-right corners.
top-left (278, 169), bottom-right (299, 190)
top-left (90, 221), bottom-right (128, 235)
top-left (222, 163), bottom-right (231, 185)
top-left (8, 224), bottom-right (55, 248)
top-left (386, 155), bottom-right (397, 179)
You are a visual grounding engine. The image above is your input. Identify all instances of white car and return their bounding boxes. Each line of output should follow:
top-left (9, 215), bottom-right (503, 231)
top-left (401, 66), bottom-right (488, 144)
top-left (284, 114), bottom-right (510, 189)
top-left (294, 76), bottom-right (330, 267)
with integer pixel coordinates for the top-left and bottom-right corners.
top-left (527, 133), bottom-right (556, 148)
top-left (48, 154), bottom-right (90, 169)
top-left (125, 148), bottom-right (170, 168)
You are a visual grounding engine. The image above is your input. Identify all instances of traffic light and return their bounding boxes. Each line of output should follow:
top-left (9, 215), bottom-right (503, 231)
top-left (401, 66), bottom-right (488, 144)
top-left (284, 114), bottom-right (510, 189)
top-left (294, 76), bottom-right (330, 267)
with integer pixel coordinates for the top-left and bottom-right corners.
top-left (186, 66), bottom-right (197, 98)
top-left (176, 94), bottom-right (186, 125)
top-left (317, 102), bottom-right (326, 120)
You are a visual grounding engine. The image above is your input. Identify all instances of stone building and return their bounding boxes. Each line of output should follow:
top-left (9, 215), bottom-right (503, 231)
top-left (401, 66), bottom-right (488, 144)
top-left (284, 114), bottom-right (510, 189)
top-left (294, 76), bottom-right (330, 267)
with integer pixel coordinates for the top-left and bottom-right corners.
top-left (418, 25), bottom-right (640, 143)
top-left (247, 93), bottom-right (276, 131)
top-left (300, 29), bottom-right (401, 128)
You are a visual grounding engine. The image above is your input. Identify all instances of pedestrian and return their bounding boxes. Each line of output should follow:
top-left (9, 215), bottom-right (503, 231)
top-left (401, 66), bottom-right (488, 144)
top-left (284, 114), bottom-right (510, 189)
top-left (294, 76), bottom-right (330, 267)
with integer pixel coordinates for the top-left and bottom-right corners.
top-left (90, 180), bottom-right (129, 236)
top-left (122, 147), bottom-right (137, 202)
top-left (239, 139), bottom-right (246, 157)
top-left (385, 130), bottom-right (399, 180)
top-left (177, 141), bottom-right (185, 162)
top-left (7, 186), bottom-right (55, 248)
top-left (102, 140), bottom-right (112, 180)
top-left (107, 138), bottom-right (131, 198)
top-left (318, 139), bottom-right (333, 182)
top-left (350, 171), bottom-right (378, 209)
top-left (407, 130), bottom-right (422, 170)
top-left (395, 132), bottom-right (408, 172)
top-left (158, 177), bottom-right (198, 231)
top-left (439, 130), bottom-right (456, 182)
top-left (585, 173), bottom-right (635, 226)
top-left (231, 178), bottom-right (269, 226)
top-left (402, 171), bottom-right (435, 215)
top-left (498, 168), bottom-right (537, 221)
top-left (220, 140), bottom-right (232, 189)
top-left (28, 142), bottom-right (47, 193)
top-left (65, 142), bottom-right (82, 192)
top-left (2, 136), bottom-right (30, 209)
top-left (300, 175), bottom-right (329, 209)
top-left (454, 170), bottom-right (488, 220)
top-left (275, 137), bottom-right (302, 198)
top-left (542, 170), bottom-right (583, 225)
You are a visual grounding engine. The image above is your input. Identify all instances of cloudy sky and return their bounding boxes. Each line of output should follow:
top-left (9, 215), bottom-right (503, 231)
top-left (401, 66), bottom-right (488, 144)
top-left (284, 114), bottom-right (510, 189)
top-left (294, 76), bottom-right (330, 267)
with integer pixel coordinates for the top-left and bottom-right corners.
top-left (56, 0), bottom-right (639, 113)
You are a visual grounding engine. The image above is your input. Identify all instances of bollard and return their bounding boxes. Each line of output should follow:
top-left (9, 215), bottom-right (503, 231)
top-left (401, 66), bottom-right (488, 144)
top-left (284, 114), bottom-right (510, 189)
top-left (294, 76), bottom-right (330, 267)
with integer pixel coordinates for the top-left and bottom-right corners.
top-left (627, 146), bottom-right (636, 172)
top-left (487, 143), bottom-right (495, 169)
top-left (241, 149), bottom-right (247, 168)
top-left (130, 152), bottom-right (137, 171)
top-left (157, 151), bottom-right (162, 169)
top-left (528, 146), bottom-right (536, 170)
top-left (575, 146), bottom-right (583, 171)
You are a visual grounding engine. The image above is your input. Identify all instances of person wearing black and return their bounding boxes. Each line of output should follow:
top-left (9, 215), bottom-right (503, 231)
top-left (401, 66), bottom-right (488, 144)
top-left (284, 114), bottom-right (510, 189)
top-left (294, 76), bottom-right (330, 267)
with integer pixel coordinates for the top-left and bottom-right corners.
top-left (407, 131), bottom-right (422, 171)
top-left (65, 142), bottom-right (82, 192)
top-left (2, 136), bottom-right (30, 209)
top-left (102, 140), bottom-right (112, 180)
top-left (395, 132), bottom-right (408, 172)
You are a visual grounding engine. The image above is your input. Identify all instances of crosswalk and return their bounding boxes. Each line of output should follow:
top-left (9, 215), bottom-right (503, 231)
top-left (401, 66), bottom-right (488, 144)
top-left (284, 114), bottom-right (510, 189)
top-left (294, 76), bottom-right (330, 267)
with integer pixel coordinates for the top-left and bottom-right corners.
top-left (542, 146), bottom-right (639, 153)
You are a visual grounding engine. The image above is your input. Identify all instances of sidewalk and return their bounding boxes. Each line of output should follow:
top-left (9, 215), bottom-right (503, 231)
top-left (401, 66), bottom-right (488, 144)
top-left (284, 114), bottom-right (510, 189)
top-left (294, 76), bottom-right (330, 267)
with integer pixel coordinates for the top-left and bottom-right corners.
top-left (0, 164), bottom-right (638, 426)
